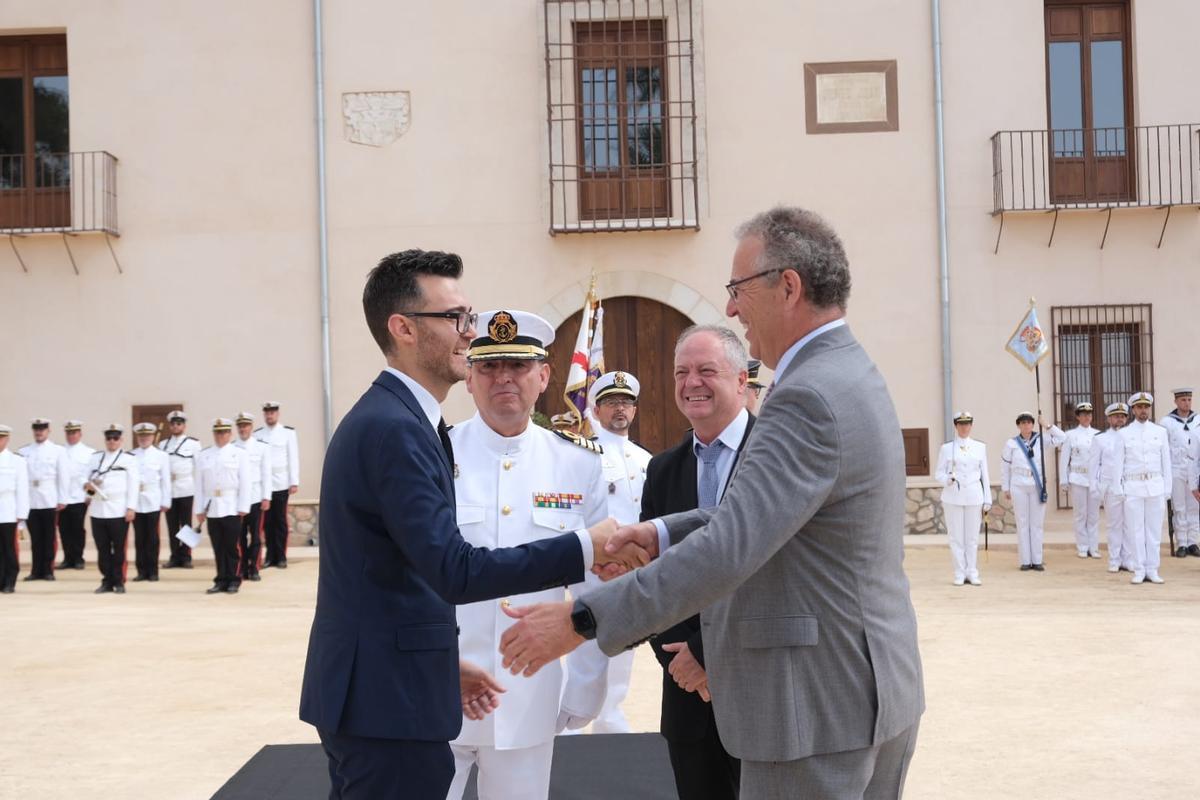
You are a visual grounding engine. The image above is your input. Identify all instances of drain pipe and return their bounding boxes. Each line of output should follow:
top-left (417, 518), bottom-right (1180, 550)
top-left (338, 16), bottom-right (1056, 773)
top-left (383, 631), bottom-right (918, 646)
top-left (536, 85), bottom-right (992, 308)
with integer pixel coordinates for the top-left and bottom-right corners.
top-left (313, 0), bottom-right (333, 444)
top-left (932, 0), bottom-right (953, 442)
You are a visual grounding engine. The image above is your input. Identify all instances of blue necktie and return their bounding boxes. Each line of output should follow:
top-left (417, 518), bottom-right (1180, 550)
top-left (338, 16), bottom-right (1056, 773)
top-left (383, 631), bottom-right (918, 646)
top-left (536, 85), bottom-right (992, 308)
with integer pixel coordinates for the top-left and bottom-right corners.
top-left (696, 440), bottom-right (727, 510)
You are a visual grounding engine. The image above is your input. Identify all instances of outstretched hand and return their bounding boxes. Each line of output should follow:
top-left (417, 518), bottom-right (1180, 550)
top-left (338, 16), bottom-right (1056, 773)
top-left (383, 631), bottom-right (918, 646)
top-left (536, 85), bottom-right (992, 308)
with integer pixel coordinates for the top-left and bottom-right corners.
top-left (498, 601), bottom-right (583, 677)
top-left (459, 659), bottom-right (505, 720)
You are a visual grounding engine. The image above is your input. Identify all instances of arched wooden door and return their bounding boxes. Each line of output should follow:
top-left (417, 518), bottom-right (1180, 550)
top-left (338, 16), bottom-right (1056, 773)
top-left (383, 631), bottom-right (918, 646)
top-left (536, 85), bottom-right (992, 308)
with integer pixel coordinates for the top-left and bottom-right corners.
top-left (538, 296), bottom-right (693, 455)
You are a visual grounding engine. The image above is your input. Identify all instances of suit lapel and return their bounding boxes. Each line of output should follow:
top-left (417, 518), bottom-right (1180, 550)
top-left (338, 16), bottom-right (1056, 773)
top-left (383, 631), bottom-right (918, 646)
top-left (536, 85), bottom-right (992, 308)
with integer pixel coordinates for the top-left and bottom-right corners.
top-left (372, 371), bottom-right (455, 488)
top-left (718, 414), bottom-right (756, 503)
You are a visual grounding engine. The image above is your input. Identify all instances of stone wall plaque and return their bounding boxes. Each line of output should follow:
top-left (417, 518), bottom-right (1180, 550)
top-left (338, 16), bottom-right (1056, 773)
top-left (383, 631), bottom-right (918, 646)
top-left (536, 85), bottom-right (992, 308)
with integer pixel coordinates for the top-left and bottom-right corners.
top-left (342, 91), bottom-right (411, 147)
top-left (804, 61), bottom-right (898, 134)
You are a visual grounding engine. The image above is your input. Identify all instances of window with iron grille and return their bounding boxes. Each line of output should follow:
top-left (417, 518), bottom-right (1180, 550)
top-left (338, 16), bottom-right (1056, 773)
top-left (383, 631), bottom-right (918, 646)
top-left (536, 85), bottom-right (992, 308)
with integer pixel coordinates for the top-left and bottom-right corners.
top-left (1050, 303), bottom-right (1153, 508)
top-left (544, 1), bottom-right (700, 233)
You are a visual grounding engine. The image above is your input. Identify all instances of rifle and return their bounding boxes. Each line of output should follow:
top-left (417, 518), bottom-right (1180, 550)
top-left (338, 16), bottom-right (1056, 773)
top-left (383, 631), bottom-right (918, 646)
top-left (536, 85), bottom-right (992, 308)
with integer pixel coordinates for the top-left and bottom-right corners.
top-left (1167, 499), bottom-right (1177, 555)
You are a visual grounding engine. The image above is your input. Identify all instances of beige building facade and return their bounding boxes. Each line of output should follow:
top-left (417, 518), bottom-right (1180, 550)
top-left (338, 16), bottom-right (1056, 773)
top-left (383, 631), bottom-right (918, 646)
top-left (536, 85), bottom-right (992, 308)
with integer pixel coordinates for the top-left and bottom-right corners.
top-left (1, 1), bottom-right (1197, 520)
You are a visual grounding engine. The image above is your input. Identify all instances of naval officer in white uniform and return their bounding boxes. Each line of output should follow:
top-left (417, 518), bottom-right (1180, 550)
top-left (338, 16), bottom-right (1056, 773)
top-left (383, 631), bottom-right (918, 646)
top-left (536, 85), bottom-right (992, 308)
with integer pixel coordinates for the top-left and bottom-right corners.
top-left (934, 411), bottom-right (990, 585)
top-left (446, 310), bottom-right (610, 800)
top-left (1108, 392), bottom-right (1172, 585)
top-left (1089, 402), bottom-right (1132, 572)
top-left (1001, 412), bottom-right (1050, 571)
top-left (1047, 402), bottom-right (1101, 558)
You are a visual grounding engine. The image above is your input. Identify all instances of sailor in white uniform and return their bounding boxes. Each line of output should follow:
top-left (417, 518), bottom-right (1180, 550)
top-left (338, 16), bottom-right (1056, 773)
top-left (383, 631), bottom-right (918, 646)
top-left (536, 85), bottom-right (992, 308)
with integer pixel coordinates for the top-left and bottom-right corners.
top-left (934, 411), bottom-right (991, 585)
top-left (158, 411), bottom-right (202, 569)
top-left (1159, 388), bottom-right (1198, 557)
top-left (130, 422), bottom-right (172, 581)
top-left (59, 420), bottom-right (95, 570)
top-left (195, 418), bottom-right (253, 594)
top-left (1108, 392), bottom-right (1172, 584)
top-left (1089, 403), bottom-right (1132, 573)
top-left (1046, 402), bottom-right (1101, 558)
top-left (1001, 412), bottom-right (1050, 571)
top-left (85, 424), bottom-right (140, 594)
top-left (0, 424), bottom-right (30, 593)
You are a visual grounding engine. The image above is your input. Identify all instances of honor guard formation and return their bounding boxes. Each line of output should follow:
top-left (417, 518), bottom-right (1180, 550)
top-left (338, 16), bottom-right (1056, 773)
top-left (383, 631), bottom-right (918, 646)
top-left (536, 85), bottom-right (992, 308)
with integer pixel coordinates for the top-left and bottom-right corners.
top-left (0, 403), bottom-right (299, 595)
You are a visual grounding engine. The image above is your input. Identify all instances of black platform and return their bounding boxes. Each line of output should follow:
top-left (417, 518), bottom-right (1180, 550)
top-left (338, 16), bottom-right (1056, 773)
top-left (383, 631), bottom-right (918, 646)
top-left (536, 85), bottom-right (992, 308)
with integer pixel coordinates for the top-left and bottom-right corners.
top-left (211, 733), bottom-right (677, 799)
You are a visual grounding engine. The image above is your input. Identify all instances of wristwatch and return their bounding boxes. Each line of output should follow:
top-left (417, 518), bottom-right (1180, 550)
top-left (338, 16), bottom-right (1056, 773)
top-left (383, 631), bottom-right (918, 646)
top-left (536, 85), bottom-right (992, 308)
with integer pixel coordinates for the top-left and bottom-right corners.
top-left (570, 599), bottom-right (598, 640)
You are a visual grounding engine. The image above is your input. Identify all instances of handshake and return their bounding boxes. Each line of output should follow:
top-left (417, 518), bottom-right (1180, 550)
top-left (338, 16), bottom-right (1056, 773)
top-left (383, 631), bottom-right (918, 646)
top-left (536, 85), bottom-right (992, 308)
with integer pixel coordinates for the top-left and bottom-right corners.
top-left (586, 518), bottom-right (661, 577)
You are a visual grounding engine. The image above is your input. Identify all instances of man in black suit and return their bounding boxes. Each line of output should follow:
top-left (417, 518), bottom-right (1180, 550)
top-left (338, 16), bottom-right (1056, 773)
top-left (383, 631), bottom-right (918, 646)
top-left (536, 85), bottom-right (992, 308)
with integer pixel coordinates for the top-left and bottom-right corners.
top-left (298, 250), bottom-right (646, 799)
top-left (642, 324), bottom-right (755, 800)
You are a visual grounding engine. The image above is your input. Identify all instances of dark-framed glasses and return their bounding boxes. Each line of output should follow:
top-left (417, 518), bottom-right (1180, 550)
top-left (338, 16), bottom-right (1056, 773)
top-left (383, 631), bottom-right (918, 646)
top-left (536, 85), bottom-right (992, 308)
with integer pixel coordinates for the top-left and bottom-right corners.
top-left (599, 397), bottom-right (636, 409)
top-left (401, 309), bottom-right (478, 335)
top-left (104, 433), bottom-right (122, 441)
top-left (725, 268), bottom-right (786, 301)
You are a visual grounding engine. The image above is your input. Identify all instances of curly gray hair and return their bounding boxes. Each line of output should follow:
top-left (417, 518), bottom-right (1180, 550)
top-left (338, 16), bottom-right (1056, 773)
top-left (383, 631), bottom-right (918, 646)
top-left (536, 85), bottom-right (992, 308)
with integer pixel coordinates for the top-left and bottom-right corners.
top-left (735, 206), bottom-right (851, 310)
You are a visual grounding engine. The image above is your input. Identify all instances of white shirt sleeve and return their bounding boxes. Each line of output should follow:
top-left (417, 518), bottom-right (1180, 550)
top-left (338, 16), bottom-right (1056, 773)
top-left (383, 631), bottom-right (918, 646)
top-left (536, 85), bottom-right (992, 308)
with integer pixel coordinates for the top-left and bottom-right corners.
top-left (259, 444), bottom-right (272, 502)
top-left (287, 429), bottom-right (300, 488)
top-left (55, 448), bottom-right (71, 505)
top-left (124, 457), bottom-right (140, 512)
top-left (159, 452), bottom-right (172, 508)
top-left (16, 455), bottom-right (30, 520)
top-left (980, 444), bottom-right (992, 507)
top-left (237, 449), bottom-right (253, 514)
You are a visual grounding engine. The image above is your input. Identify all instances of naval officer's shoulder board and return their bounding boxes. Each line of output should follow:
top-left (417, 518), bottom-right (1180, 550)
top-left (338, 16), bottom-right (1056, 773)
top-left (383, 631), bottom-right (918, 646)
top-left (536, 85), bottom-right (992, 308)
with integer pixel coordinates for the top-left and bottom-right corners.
top-left (553, 429), bottom-right (604, 455)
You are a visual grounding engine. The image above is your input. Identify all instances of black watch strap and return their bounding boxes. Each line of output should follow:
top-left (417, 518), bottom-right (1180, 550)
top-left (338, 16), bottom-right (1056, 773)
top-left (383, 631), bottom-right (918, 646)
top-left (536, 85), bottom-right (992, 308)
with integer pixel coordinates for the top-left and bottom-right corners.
top-left (570, 599), bottom-right (598, 640)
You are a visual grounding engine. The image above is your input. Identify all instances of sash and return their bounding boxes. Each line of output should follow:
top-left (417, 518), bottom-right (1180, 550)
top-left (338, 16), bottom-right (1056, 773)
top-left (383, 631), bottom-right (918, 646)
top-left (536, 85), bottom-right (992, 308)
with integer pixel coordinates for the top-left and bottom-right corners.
top-left (1014, 434), bottom-right (1046, 503)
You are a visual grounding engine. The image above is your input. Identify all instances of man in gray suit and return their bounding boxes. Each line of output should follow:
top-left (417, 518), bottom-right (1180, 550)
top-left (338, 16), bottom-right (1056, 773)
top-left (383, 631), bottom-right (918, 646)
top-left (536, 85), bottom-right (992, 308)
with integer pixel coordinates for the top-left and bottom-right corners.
top-left (500, 206), bottom-right (925, 799)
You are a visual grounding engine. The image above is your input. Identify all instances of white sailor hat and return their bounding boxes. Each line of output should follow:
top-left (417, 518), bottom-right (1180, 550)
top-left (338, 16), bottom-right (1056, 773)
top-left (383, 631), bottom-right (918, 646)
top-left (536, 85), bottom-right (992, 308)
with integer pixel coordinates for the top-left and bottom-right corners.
top-left (63, 420), bottom-right (83, 432)
top-left (211, 417), bottom-right (234, 432)
top-left (589, 371), bottom-right (641, 407)
top-left (1015, 411), bottom-right (1035, 424)
top-left (467, 310), bottom-right (554, 362)
top-left (262, 401), bottom-right (281, 411)
top-left (0, 424), bottom-right (11, 436)
top-left (30, 418), bottom-right (51, 428)
top-left (235, 411), bottom-right (255, 425)
top-left (1105, 402), bottom-right (1129, 416)
top-left (1074, 402), bottom-right (1094, 414)
top-left (1173, 387), bottom-right (1193, 397)
top-left (953, 410), bottom-right (974, 424)
top-left (103, 422), bottom-right (125, 436)
top-left (132, 422), bottom-right (157, 436)
top-left (1128, 392), bottom-right (1154, 407)
top-left (166, 410), bottom-right (187, 423)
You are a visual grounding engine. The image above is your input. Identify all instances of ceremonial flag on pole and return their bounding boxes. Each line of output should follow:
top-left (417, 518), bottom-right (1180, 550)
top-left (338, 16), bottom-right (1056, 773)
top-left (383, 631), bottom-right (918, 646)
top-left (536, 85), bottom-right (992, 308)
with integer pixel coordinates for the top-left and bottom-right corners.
top-left (1004, 301), bottom-right (1050, 371)
top-left (587, 302), bottom-right (605, 391)
top-left (563, 278), bottom-right (599, 424)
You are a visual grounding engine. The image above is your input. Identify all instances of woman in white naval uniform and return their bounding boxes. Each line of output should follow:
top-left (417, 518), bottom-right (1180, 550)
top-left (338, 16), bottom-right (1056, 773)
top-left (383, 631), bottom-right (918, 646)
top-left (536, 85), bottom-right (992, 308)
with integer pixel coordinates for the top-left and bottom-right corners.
top-left (1001, 412), bottom-right (1050, 570)
top-left (1046, 403), bottom-right (1101, 558)
top-left (934, 411), bottom-right (990, 585)
top-left (446, 310), bottom-right (610, 800)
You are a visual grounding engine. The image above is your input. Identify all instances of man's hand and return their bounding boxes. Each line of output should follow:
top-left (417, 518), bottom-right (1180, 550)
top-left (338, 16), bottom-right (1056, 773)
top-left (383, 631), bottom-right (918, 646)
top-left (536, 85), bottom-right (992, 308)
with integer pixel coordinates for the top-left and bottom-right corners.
top-left (261, 499), bottom-right (271, 511)
top-left (195, 514), bottom-right (206, 527)
top-left (288, 485), bottom-right (298, 496)
top-left (124, 510), bottom-right (135, 523)
top-left (1193, 489), bottom-right (1200, 502)
top-left (56, 503), bottom-right (65, 512)
top-left (589, 518), bottom-right (650, 571)
top-left (592, 520), bottom-right (661, 580)
top-left (238, 511), bottom-right (247, 518)
top-left (499, 601), bottom-right (583, 677)
top-left (460, 659), bottom-right (505, 721)
top-left (161, 506), bottom-right (170, 514)
top-left (662, 642), bottom-right (711, 702)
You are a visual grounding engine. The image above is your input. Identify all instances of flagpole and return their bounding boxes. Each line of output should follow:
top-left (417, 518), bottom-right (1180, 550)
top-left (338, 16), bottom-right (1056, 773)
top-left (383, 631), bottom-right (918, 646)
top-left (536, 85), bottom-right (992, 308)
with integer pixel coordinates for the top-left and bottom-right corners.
top-left (1035, 361), bottom-right (1048, 503)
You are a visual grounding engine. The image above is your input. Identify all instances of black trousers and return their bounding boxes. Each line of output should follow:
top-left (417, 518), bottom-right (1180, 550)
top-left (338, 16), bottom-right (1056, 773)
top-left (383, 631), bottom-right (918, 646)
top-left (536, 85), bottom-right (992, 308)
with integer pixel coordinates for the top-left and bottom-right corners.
top-left (0, 522), bottom-right (18, 590)
top-left (208, 515), bottom-right (242, 589)
top-left (240, 501), bottom-right (264, 577)
top-left (26, 507), bottom-right (58, 578)
top-left (317, 728), bottom-right (454, 800)
top-left (59, 502), bottom-right (88, 567)
top-left (133, 510), bottom-right (162, 579)
top-left (263, 489), bottom-right (290, 564)
top-left (92, 516), bottom-right (129, 588)
top-left (164, 495), bottom-right (193, 565)
top-left (666, 727), bottom-right (742, 800)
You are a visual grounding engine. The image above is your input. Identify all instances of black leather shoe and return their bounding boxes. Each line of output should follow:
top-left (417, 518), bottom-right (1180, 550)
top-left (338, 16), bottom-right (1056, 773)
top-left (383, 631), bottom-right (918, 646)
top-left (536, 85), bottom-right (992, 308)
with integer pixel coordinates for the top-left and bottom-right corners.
top-left (247, 573), bottom-right (262, 582)
top-left (94, 584), bottom-right (112, 594)
top-left (276, 560), bottom-right (288, 569)
top-left (1175, 547), bottom-right (1187, 558)
top-left (261, 560), bottom-right (275, 569)
top-left (205, 585), bottom-right (224, 594)
top-left (132, 576), bottom-right (148, 582)
top-left (113, 585), bottom-right (126, 594)
top-left (148, 575), bottom-right (159, 582)
top-left (0, 587), bottom-right (13, 594)
top-left (1189, 545), bottom-right (1200, 557)
top-left (1032, 563), bottom-right (1045, 571)
top-left (22, 575), bottom-right (39, 581)
top-left (73, 562), bottom-right (86, 570)
top-left (1020, 564), bottom-right (1033, 571)
top-left (163, 562), bottom-right (179, 569)
top-left (225, 585), bottom-right (240, 594)
top-left (57, 562), bottom-right (72, 570)
top-left (44, 574), bottom-right (55, 581)
top-left (182, 561), bottom-right (194, 569)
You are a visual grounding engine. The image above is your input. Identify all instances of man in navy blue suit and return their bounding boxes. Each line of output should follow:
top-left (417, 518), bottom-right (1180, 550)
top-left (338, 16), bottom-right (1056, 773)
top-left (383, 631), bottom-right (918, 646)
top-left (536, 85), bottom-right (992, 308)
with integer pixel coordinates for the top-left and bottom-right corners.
top-left (299, 250), bottom-right (646, 799)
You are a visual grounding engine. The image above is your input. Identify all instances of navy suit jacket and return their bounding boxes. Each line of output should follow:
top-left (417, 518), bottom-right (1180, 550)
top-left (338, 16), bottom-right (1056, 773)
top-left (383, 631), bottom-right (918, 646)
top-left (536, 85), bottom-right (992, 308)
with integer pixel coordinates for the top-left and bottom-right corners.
top-left (299, 371), bottom-right (586, 741)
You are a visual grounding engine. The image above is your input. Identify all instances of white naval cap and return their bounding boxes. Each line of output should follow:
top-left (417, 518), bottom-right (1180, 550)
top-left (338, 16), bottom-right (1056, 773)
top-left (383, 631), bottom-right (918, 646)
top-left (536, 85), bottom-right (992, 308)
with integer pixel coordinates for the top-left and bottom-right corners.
top-left (1173, 387), bottom-right (1193, 397)
top-left (212, 417), bottom-right (234, 432)
top-left (589, 371), bottom-right (641, 407)
top-left (30, 418), bottom-right (51, 427)
top-left (1105, 402), bottom-right (1129, 416)
top-left (103, 422), bottom-right (125, 436)
top-left (235, 411), bottom-right (255, 425)
top-left (133, 422), bottom-right (157, 436)
top-left (1128, 392), bottom-right (1154, 407)
top-left (0, 424), bottom-right (12, 436)
top-left (166, 410), bottom-right (187, 423)
top-left (467, 310), bottom-right (555, 362)
top-left (1074, 402), bottom-right (1094, 414)
top-left (952, 410), bottom-right (974, 424)
top-left (63, 420), bottom-right (83, 432)
top-left (262, 401), bottom-right (281, 411)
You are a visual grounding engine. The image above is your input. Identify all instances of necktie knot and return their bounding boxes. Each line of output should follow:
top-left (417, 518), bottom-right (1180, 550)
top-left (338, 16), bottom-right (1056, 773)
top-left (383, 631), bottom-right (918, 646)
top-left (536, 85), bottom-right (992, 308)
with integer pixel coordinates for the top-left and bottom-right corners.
top-left (695, 439), bottom-right (726, 465)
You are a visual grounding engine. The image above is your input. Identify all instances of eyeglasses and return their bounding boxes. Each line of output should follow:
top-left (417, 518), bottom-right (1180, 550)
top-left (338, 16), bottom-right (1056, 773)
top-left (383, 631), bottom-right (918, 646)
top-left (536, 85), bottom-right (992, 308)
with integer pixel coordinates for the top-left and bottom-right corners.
top-left (104, 433), bottom-right (121, 441)
top-left (401, 309), bottom-right (478, 335)
top-left (725, 268), bottom-right (786, 301)
top-left (599, 398), bottom-right (636, 408)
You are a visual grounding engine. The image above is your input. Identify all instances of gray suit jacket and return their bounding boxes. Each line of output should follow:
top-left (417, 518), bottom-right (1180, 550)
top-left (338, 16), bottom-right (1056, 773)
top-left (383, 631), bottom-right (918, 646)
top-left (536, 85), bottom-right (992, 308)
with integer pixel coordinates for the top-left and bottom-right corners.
top-left (580, 324), bottom-right (924, 762)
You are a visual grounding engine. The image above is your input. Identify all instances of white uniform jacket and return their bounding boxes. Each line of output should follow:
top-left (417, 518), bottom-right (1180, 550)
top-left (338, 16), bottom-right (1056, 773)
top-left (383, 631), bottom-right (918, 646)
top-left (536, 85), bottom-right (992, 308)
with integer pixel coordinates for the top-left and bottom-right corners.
top-left (1051, 425), bottom-right (1098, 488)
top-left (1108, 419), bottom-right (1172, 498)
top-left (1000, 434), bottom-right (1048, 492)
top-left (1088, 428), bottom-right (1122, 497)
top-left (18, 440), bottom-right (70, 509)
top-left (449, 415), bottom-right (610, 750)
top-left (85, 449), bottom-right (140, 518)
top-left (1188, 436), bottom-right (1200, 491)
top-left (254, 424), bottom-right (299, 492)
top-left (158, 435), bottom-right (202, 498)
top-left (195, 444), bottom-right (253, 519)
top-left (234, 436), bottom-right (273, 503)
top-left (1159, 411), bottom-right (1197, 480)
top-left (0, 449), bottom-right (30, 523)
top-left (934, 437), bottom-right (990, 506)
top-left (62, 442), bottom-right (96, 504)
top-left (592, 425), bottom-right (652, 525)
top-left (132, 446), bottom-right (172, 513)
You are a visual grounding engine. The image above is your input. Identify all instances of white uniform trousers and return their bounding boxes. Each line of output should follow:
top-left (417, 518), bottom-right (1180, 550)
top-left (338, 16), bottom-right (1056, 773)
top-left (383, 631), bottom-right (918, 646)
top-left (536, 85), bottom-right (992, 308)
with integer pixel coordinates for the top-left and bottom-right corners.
top-left (1103, 492), bottom-right (1132, 570)
top-left (1123, 495), bottom-right (1165, 578)
top-left (1069, 484), bottom-right (1102, 557)
top-left (589, 649), bottom-right (634, 733)
top-left (1169, 475), bottom-right (1199, 547)
top-left (1011, 484), bottom-right (1047, 566)
top-left (448, 740), bottom-right (555, 800)
top-left (942, 502), bottom-right (981, 581)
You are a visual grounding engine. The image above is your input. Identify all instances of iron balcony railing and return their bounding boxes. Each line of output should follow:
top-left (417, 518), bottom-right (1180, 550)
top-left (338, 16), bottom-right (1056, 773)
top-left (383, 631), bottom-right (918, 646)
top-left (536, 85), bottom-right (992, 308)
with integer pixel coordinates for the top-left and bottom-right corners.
top-left (991, 124), bottom-right (1200, 213)
top-left (0, 150), bottom-right (119, 235)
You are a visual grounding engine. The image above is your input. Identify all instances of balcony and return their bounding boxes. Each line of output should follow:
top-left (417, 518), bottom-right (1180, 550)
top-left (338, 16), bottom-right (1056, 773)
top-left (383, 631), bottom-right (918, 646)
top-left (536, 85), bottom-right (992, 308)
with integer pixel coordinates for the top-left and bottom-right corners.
top-left (0, 150), bottom-right (119, 235)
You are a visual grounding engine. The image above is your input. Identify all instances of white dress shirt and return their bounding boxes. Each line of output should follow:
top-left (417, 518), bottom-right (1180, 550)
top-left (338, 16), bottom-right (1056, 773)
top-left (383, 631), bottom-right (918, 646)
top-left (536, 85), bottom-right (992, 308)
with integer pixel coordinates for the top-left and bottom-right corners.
top-left (0, 448), bottom-right (30, 523)
top-left (254, 423), bottom-right (300, 492)
top-left (18, 440), bottom-right (70, 509)
top-left (132, 446), bottom-right (173, 513)
top-left (195, 443), bottom-right (253, 518)
top-left (235, 435), bottom-right (273, 503)
top-left (62, 442), bottom-right (96, 504)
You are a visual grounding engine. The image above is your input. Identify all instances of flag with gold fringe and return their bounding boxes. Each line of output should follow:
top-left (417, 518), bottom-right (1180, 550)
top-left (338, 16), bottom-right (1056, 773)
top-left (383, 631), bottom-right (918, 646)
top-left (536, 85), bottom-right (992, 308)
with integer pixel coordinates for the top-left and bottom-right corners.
top-left (1004, 301), bottom-right (1050, 371)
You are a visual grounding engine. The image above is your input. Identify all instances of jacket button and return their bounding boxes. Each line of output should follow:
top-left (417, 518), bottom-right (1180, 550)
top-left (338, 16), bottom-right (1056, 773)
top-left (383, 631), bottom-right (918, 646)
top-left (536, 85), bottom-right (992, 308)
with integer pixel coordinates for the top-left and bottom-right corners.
top-left (559, 523), bottom-right (565, 530)
top-left (503, 460), bottom-right (512, 470)
top-left (501, 505), bottom-right (511, 515)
